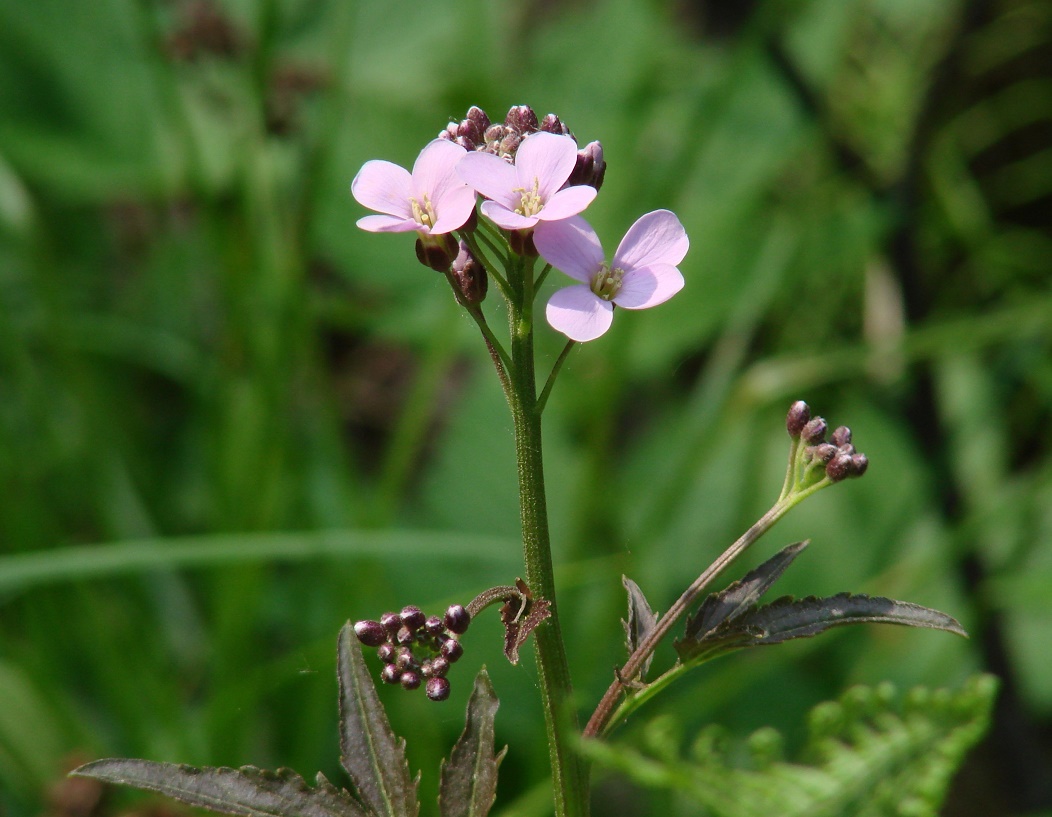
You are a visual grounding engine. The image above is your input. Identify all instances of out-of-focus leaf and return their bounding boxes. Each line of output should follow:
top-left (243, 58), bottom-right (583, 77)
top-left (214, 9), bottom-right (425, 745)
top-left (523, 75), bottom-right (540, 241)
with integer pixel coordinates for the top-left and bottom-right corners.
top-left (621, 576), bottom-right (659, 680)
top-left (438, 668), bottom-right (506, 817)
top-left (71, 761), bottom-right (369, 817)
top-left (337, 622), bottom-right (419, 817)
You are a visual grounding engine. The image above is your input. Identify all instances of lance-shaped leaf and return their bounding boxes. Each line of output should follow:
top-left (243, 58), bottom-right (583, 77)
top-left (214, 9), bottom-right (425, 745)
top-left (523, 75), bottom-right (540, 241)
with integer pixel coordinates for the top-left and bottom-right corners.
top-left (338, 621), bottom-right (419, 817)
top-left (438, 668), bottom-right (508, 817)
top-left (621, 576), bottom-right (659, 681)
top-left (732, 593), bottom-right (968, 645)
top-left (684, 541), bottom-right (809, 642)
top-left (70, 761), bottom-right (371, 817)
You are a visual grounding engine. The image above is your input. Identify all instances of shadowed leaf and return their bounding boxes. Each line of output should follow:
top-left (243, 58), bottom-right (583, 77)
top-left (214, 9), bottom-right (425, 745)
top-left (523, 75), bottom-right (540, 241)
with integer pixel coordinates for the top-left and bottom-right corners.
top-left (622, 576), bottom-right (659, 680)
top-left (499, 579), bottom-right (551, 665)
top-left (439, 668), bottom-right (507, 817)
top-left (338, 622), bottom-right (419, 817)
top-left (70, 760), bottom-right (370, 817)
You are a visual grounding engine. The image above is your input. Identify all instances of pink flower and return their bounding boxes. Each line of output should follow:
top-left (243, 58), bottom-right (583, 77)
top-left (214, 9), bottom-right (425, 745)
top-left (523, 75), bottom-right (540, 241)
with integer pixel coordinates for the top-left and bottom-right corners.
top-left (456, 132), bottom-right (597, 230)
top-left (534, 210), bottom-right (688, 342)
top-left (352, 139), bottom-right (477, 235)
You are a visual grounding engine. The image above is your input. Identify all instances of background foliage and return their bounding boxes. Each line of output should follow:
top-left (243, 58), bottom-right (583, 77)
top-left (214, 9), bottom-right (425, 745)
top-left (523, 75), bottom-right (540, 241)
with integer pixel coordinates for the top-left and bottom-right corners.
top-left (0, 0), bottom-right (1049, 815)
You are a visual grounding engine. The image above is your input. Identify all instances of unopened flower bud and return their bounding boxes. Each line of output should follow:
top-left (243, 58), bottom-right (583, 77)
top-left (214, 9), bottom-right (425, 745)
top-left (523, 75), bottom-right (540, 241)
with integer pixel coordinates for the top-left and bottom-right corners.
top-left (499, 132), bottom-right (522, 157)
top-left (395, 626), bottom-right (415, 646)
top-left (424, 616), bottom-right (444, 636)
top-left (440, 639), bottom-right (463, 662)
top-left (505, 105), bottom-right (538, 134)
top-left (451, 241), bottom-right (487, 305)
top-left (395, 650), bottom-right (416, 671)
top-left (831, 426), bottom-right (852, 447)
top-left (508, 229), bottom-right (537, 257)
top-left (380, 612), bottom-right (402, 635)
top-left (801, 417), bottom-right (828, 444)
top-left (380, 665), bottom-right (401, 684)
top-left (825, 452), bottom-right (854, 482)
top-left (377, 643), bottom-right (396, 663)
top-left (415, 233), bottom-right (459, 272)
top-left (850, 453), bottom-right (869, 477)
top-left (400, 605), bottom-right (426, 630)
top-left (808, 443), bottom-right (838, 464)
top-left (429, 655), bottom-right (451, 677)
top-left (566, 141), bottom-right (606, 190)
top-left (786, 401), bottom-right (811, 437)
top-left (426, 676), bottom-right (451, 701)
top-left (353, 620), bottom-right (387, 647)
top-left (400, 671), bottom-right (421, 691)
top-left (444, 604), bottom-right (471, 634)
top-left (539, 113), bottom-right (570, 135)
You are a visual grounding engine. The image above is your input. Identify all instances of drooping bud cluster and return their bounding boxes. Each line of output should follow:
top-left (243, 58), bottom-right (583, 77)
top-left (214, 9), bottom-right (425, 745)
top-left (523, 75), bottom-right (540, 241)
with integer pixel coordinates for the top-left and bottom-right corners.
top-left (353, 604), bottom-right (471, 701)
top-left (439, 105), bottom-right (606, 190)
top-left (788, 401), bottom-right (869, 482)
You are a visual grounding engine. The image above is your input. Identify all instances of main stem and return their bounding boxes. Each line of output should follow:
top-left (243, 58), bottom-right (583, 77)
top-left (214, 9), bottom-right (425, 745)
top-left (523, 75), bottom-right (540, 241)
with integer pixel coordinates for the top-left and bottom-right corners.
top-left (506, 261), bottom-right (589, 817)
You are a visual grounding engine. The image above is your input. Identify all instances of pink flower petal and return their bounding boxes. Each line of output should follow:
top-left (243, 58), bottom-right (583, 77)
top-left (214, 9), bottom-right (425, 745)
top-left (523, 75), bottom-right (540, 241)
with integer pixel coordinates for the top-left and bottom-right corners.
top-left (546, 285), bottom-right (614, 342)
top-left (430, 185), bottom-right (477, 234)
top-left (612, 263), bottom-right (684, 309)
top-left (412, 140), bottom-right (474, 233)
top-left (515, 132), bottom-right (580, 200)
top-left (536, 185), bottom-right (597, 222)
top-left (613, 210), bottom-right (689, 271)
top-left (356, 214), bottom-right (419, 233)
top-left (533, 216), bottom-right (604, 283)
top-left (480, 200), bottom-right (537, 230)
top-left (456, 152), bottom-right (519, 208)
top-left (351, 160), bottom-right (414, 219)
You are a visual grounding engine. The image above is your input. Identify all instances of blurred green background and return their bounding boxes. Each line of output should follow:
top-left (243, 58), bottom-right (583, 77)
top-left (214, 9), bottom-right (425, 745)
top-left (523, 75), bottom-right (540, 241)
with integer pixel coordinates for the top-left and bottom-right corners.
top-left (1, 0), bottom-right (1050, 815)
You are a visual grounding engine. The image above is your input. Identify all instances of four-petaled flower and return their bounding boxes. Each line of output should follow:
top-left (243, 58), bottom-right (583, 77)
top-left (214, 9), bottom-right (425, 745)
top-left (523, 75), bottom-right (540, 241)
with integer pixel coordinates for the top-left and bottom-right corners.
top-left (533, 211), bottom-right (688, 342)
top-left (352, 139), bottom-right (476, 235)
top-left (456, 132), bottom-right (597, 230)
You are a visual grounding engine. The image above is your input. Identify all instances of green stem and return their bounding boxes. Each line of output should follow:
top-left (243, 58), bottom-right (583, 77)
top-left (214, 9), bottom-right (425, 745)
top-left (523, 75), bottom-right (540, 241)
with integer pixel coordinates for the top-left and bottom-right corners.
top-left (504, 257), bottom-right (589, 817)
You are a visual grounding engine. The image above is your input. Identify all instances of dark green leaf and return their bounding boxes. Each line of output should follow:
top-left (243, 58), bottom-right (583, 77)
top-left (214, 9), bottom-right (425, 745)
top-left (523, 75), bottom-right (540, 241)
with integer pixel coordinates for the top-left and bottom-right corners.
top-left (438, 668), bottom-right (507, 817)
top-left (622, 576), bottom-right (659, 680)
top-left (734, 592), bottom-right (968, 645)
top-left (337, 622), bottom-right (419, 817)
top-left (71, 760), bottom-right (370, 817)
top-left (684, 540), bottom-right (808, 642)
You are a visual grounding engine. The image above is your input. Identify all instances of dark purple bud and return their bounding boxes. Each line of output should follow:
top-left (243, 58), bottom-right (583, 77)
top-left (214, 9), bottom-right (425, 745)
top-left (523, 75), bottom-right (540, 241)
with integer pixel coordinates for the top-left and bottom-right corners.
top-left (850, 453), bottom-right (869, 477)
top-left (353, 620), bottom-right (387, 647)
top-left (786, 401), bottom-right (811, 437)
top-left (426, 676), bottom-right (451, 701)
top-left (826, 452), bottom-right (853, 482)
top-left (508, 229), bottom-right (537, 257)
top-left (440, 639), bottom-right (464, 662)
top-left (400, 605), bottom-right (426, 630)
top-left (415, 234), bottom-right (458, 272)
top-left (831, 426), bottom-right (852, 447)
top-left (499, 132), bottom-right (521, 158)
top-left (451, 241), bottom-right (487, 305)
top-left (808, 443), bottom-right (838, 464)
top-left (566, 141), bottom-right (606, 190)
top-left (539, 113), bottom-right (569, 135)
top-left (377, 643), bottom-right (396, 663)
top-left (380, 664), bottom-right (401, 685)
top-left (424, 616), bottom-right (445, 637)
top-left (444, 604), bottom-right (471, 634)
top-left (429, 655), bottom-right (450, 677)
top-left (439, 122), bottom-right (459, 141)
top-left (801, 417), bottom-right (828, 444)
top-left (505, 104), bottom-right (538, 133)
top-left (380, 612), bottom-right (402, 635)
top-left (395, 626), bottom-right (415, 646)
top-left (466, 105), bottom-right (490, 133)
top-left (400, 671), bottom-right (421, 691)
top-left (395, 650), bottom-right (416, 671)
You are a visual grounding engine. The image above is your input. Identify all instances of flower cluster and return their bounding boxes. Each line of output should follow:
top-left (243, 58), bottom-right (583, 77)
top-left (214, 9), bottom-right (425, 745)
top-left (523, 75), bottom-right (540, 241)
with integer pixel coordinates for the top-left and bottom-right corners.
top-left (353, 604), bottom-right (471, 701)
top-left (351, 104), bottom-right (687, 341)
top-left (786, 400), bottom-right (869, 482)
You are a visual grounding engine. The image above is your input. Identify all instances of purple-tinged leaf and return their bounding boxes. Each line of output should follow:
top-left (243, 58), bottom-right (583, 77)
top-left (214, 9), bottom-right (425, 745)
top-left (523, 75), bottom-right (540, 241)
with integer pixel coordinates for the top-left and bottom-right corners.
top-left (338, 622), bottom-right (419, 817)
top-left (498, 579), bottom-right (551, 665)
top-left (683, 541), bottom-right (809, 643)
top-left (438, 668), bottom-right (507, 817)
top-left (734, 593), bottom-right (968, 644)
top-left (70, 760), bottom-right (370, 817)
top-left (621, 576), bottom-right (659, 680)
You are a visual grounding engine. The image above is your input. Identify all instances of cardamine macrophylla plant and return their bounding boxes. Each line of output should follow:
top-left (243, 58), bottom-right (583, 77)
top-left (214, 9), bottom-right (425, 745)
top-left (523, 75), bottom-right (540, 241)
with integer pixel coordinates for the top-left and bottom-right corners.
top-left (72, 106), bottom-right (972, 817)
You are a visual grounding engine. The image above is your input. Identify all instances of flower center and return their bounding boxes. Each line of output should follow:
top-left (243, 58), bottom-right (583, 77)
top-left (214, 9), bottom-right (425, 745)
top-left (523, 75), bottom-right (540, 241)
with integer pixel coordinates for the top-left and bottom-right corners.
top-left (513, 178), bottom-right (543, 217)
top-left (410, 195), bottom-right (437, 230)
top-left (590, 263), bottom-right (624, 300)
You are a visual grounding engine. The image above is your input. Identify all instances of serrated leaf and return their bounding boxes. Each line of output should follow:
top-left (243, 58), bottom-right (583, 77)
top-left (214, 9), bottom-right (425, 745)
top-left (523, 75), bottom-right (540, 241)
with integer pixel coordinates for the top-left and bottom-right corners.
top-left (622, 576), bottom-right (659, 680)
top-left (71, 761), bottom-right (370, 817)
top-left (734, 592), bottom-right (968, 645)
top-left (338, 622), bottom-right (419, 817)
top-left (684, 541), bottom-right (808, 642)
top-left (438, 668), bottom-right (507, 817)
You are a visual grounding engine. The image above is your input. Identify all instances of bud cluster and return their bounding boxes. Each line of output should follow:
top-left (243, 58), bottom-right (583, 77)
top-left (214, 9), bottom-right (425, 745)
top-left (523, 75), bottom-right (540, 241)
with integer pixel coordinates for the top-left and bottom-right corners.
top-left (786, 401), bottom-right (869, 482)
top-left (353, 604), bottom-right (470, 701)
top-left (439, 105), bottom-right (606, 190)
